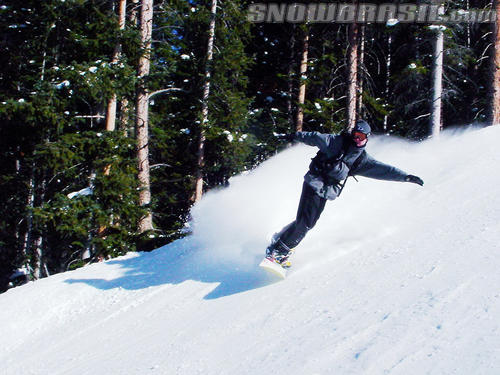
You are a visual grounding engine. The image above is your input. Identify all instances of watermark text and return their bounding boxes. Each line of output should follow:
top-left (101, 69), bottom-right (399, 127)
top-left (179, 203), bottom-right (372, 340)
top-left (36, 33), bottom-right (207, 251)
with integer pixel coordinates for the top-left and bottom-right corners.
top-left (247, 3), bottom-right (496, 23)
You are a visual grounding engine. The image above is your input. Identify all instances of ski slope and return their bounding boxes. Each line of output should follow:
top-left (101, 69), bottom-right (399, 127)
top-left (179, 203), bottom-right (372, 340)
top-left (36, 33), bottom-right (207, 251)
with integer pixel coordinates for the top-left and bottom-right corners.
top-left (2, 126), bottom-right (500, 375)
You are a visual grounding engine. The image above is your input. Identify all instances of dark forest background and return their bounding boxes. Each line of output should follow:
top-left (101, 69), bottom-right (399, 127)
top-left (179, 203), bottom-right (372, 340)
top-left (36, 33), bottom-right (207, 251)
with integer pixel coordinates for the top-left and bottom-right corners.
top-left (1, 0), bottom-right (498, 291)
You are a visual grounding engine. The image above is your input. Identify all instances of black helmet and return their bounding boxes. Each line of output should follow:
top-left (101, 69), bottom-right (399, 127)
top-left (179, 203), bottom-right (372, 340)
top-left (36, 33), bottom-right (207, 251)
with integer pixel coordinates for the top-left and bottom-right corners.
top-left (352, 119), bottom-right (371, 136)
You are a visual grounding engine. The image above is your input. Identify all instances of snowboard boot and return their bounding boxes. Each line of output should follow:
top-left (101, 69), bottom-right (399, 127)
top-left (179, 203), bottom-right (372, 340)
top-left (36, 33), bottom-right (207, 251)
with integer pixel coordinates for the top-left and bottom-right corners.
top-left (266, 240), bottom-right (293, 268)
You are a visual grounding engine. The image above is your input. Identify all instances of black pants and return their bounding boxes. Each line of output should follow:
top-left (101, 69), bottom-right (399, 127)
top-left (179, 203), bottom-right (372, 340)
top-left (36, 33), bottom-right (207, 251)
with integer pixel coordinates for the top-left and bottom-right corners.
top-left (278, 182), bottom-right (327, 250)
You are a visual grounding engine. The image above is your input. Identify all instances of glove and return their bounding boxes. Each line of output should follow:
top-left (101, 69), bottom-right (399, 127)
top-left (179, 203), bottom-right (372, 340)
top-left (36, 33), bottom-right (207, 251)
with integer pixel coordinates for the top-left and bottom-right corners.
top-left (405, 175), bottom-right (424, 186)
top-left (274, 133), bottom-right (295, 142)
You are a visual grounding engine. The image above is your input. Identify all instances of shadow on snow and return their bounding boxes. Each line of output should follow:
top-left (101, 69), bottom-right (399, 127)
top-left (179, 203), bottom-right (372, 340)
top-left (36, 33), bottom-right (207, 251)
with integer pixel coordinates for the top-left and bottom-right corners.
top-left (64, 237), bottom-right (277, 300)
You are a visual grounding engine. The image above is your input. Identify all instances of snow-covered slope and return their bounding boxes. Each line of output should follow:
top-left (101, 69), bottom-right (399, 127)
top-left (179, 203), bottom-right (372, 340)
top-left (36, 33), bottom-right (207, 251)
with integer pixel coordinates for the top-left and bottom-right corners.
top-left (2, 126), bottom-right (500, 375)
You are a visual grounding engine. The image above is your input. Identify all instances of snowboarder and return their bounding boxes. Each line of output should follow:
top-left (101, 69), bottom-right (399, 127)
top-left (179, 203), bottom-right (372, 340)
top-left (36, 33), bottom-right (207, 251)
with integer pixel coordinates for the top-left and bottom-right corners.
top-left (265, 119), bottom-right (424, 268)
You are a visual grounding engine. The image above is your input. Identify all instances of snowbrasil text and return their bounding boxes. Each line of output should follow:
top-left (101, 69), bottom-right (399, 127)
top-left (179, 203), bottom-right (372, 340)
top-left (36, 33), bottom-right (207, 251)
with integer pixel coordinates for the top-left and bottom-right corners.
top-left (247, 3), bottom-right (496, 24)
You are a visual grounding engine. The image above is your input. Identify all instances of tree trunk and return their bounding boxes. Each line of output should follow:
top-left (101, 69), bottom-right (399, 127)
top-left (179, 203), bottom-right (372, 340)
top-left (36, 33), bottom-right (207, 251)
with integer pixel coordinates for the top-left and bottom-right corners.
top-left (130, 0), bottom-right (140, 24)
top-left (296, 27), bottom-right (309, 132)
top-left (357, 24), bottom-right (365, 119)
top-left (430, 26), bottom-right (444, 137)
top-left (194, 0), bottom-right (217, 204)
top-left (32, 173), bottom-right (47, 280)
top-left (489, 0), bottom-right (500, 126)
top-left (287, 24), bottom-right (296, 130)
top-left (105, 0), bottom-right (127, 132)
top-left (104, 0), bottom-right (127, 178)
top-left (466, 0), bottom-right (471, 49)
top-left (136, 0), bottom-right (154, 233)
top-left (122, 0), bottom-right (138, 138)
top-left (32, 235), bottom-right (44, 280)
top-left (383, 32), bottom-right (392, 133)
top-left (346, 21), bottom-right (359, 131)
top-left (22, 165), bottom-right (35, 277)
top-left (119, 97), bottom-right (130, 136)
top-left (14, 148), bottom-right (22, 265)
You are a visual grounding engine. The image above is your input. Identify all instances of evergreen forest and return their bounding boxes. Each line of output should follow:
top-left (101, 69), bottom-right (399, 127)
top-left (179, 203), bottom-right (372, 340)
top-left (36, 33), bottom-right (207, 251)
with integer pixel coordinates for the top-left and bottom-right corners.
top-left (1, 0), bottom-right (499, 291)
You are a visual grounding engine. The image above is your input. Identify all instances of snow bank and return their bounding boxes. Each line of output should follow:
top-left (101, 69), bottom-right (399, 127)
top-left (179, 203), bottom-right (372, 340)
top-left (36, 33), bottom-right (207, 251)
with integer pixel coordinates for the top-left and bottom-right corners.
top-left (1, 125), bottom-right (500, 375)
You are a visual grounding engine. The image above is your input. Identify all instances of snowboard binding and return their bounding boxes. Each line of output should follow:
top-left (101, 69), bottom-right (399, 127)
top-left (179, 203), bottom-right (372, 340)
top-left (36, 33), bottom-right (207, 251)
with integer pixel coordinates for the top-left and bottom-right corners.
top-left (265, 240), bottom-right (293, 269)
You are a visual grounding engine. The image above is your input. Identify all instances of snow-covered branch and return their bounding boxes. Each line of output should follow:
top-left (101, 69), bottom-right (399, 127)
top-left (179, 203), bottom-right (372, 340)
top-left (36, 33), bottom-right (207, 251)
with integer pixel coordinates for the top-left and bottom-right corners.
top-left (148, 88), bottom-right (185, 101)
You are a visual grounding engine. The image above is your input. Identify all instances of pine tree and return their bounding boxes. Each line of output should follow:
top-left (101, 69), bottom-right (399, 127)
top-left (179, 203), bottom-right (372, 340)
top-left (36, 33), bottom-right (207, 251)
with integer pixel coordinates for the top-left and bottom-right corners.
top-left (0, 0), bottom-right (145, 287)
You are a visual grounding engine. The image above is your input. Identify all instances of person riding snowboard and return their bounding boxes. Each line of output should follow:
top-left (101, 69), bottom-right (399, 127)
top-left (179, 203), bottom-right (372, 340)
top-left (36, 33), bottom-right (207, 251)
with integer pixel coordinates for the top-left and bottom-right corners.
top-left (266, 119), bottom-right (424, 268)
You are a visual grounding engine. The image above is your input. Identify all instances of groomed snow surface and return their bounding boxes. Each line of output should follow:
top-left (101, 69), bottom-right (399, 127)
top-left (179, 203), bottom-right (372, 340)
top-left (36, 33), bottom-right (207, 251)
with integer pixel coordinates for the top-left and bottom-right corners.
top-left (2, 126), bottom-right (500, 375)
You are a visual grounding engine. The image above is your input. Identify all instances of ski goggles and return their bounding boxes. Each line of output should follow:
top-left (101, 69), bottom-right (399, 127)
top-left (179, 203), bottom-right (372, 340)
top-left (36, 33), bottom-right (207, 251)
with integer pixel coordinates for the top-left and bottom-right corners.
top-left (352, 131), bottom-right (368, 141)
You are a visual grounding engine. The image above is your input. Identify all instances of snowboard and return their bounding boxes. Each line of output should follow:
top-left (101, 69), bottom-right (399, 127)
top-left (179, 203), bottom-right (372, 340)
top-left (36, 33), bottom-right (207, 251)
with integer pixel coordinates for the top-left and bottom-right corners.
top-left (259, 257), bottom-right (287, 279)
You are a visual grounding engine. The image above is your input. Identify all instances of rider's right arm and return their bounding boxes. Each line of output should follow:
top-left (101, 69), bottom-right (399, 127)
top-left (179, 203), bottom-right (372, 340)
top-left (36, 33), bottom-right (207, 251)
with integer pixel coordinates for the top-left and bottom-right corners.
top-left (294, 132), bottom-right (339, 153)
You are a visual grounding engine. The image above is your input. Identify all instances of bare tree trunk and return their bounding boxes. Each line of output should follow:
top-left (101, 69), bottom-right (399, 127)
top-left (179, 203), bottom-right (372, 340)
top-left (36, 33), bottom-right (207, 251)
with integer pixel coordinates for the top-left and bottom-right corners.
top-left (194, 0), bottom-right (217, 204)
top-left (430, 25), bottom-right (444, 137)
top-left (105, 0), bottom-right (127, 132)
top-left (489, 0), bottom-right (500, 126)
top-left (296, 27), bottom-right (309, 132)
top-left (32, 236), bottom-right (50, 280)
top-left (346, 21), bottom-right (359, 131)
top-left (32, 235), bottom-right (43, 280)
top-left (136, 0), bottom-right (154, 233)
top-left (32, 174), bottom-right (47, 280)
top-left (22, 165), bottom-right (35, 277)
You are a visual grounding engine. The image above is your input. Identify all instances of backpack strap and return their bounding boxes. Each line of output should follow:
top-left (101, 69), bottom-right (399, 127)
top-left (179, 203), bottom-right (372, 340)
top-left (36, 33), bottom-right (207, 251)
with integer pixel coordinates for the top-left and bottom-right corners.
top-left (348, 150), bottom-right (366, 176)
top-left (337, 149), bottom-right (366, 196)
